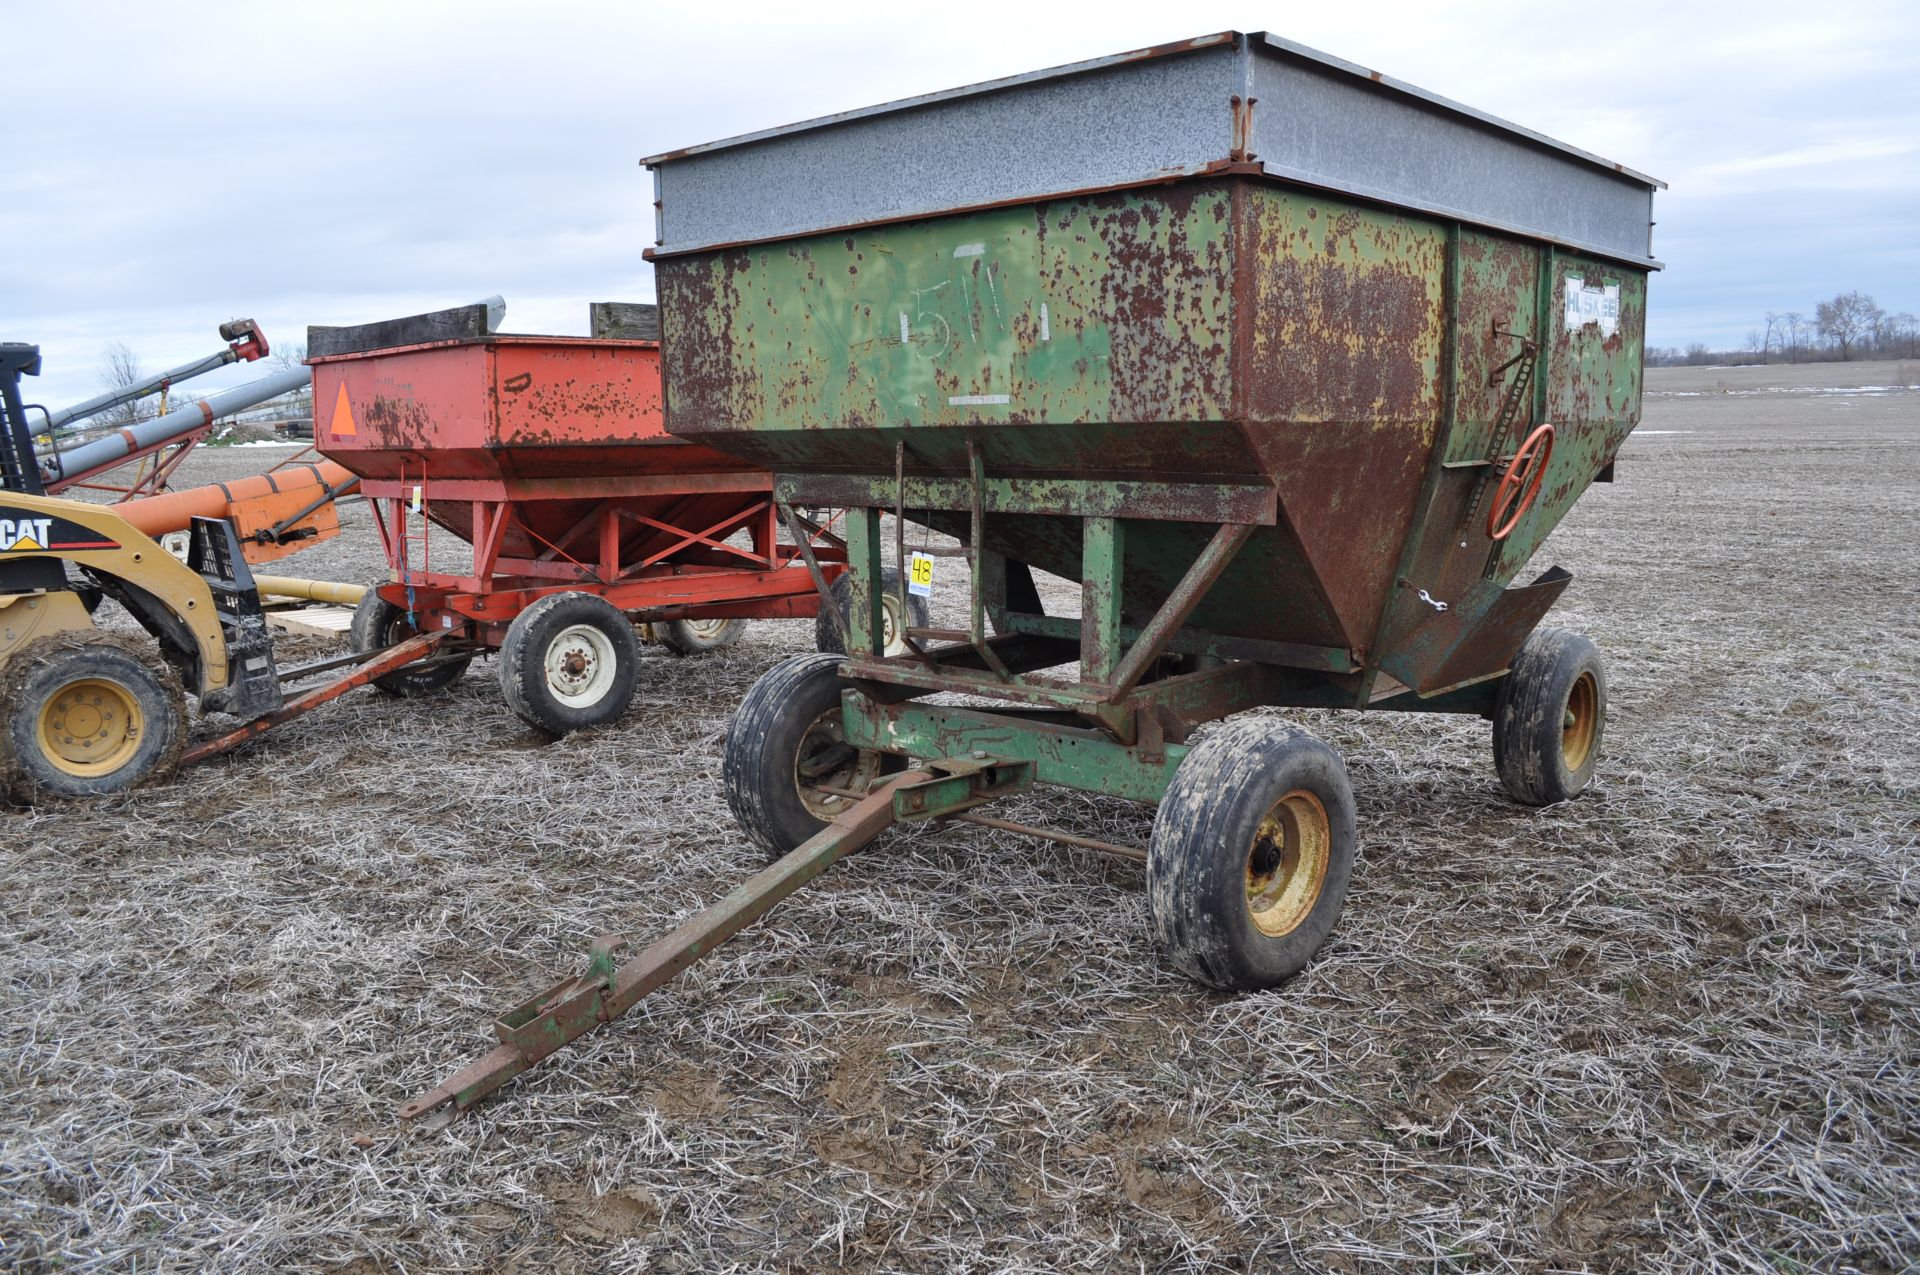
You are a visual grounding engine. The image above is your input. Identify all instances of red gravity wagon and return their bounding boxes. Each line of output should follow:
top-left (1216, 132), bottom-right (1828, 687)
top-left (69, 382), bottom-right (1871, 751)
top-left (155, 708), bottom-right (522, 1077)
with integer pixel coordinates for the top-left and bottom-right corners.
top-left (308, 301), bottom-right (917, 733)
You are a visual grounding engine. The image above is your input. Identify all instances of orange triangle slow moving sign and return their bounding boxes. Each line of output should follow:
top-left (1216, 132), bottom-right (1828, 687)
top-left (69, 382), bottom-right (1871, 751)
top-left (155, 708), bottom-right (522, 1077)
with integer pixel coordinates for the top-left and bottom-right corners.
top-left (330, 382), bottom-right (358, 437)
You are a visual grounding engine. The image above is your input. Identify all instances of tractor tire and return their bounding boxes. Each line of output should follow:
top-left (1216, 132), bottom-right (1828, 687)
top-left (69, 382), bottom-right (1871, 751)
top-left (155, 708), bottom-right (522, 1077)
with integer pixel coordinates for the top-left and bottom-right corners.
top-left (350, 591), bottom-right (472, 696)
top-left (656, 616), bottom-right (749, 656)
top-left (1492, 627), bottom-right (1607, 806)
top-left (814, 569), bottom-right (929, 658)
top-left (724, 653), bottom-right (905, 861)
top-left (0, 634), bottom-right (186, 803)
top-left (1147, 719), bottom-right (1358, 991)
top-left (498, 592), bottom-right (640, 735)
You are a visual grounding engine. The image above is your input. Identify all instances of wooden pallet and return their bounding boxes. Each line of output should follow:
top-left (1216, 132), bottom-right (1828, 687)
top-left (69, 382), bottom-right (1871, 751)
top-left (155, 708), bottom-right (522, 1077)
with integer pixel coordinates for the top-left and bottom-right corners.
top-left (266, 605), bottom-right (355, 640)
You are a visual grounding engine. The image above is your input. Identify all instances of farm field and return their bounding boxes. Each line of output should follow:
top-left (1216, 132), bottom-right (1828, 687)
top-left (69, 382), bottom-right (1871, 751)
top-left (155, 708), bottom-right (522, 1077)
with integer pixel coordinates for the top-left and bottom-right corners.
top-left (2, 361), bottom-right (1916, 1273)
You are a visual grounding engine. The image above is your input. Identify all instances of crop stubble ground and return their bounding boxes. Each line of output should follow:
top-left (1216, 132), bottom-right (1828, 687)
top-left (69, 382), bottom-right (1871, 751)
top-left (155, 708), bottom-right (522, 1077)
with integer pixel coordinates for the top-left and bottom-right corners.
top-left (1, 362), bottom-right (1916, 1273)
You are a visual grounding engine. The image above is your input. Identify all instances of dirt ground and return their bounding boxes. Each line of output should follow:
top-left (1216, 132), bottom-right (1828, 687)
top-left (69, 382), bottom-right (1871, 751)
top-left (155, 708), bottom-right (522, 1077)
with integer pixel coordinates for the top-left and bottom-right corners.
top-left (2, 362), bottom-right (1915, 1273)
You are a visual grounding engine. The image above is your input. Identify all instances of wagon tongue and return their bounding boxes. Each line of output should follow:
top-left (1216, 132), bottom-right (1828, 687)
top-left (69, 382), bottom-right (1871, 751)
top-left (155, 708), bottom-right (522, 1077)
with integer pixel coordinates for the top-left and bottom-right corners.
top-left (398, 757), bottom-right (1032, 1129)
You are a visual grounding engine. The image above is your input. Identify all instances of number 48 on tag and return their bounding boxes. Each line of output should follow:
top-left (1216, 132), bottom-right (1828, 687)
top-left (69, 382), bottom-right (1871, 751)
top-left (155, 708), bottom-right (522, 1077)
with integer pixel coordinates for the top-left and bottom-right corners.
top-left (907, 552), bottom-right (934, 598)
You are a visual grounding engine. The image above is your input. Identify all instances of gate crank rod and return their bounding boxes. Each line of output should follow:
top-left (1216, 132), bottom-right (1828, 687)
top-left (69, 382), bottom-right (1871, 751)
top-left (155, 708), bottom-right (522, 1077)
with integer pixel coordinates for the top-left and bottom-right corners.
top-left (398, 756), bottom-right (1032, 1130)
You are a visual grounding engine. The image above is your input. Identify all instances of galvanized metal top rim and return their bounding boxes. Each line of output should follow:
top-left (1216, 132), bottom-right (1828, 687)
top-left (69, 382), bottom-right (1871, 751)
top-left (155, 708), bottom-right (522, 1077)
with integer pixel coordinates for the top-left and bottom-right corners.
top-left (305, 335), bottom-right (660, 366)
top-left (637, 30), bottom-right (1665, 192)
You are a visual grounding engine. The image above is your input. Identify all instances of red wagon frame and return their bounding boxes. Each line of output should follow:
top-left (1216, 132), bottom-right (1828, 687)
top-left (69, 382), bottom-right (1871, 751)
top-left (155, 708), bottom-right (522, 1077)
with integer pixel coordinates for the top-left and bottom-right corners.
top-left (361, 471), bottom-right (847, 640)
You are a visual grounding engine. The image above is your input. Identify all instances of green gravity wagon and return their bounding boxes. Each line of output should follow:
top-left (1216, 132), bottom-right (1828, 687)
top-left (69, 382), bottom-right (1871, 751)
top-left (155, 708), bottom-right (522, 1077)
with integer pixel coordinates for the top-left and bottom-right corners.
top-left (404, 31), bottom-right (1659, 1125)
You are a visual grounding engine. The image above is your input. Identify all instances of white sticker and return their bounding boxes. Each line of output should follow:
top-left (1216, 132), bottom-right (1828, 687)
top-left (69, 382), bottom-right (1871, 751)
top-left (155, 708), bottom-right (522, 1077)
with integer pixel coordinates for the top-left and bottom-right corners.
top-left (1563, 276), bottom-right (1621, 338)
top-left (1040, 302), bottom-right (1051, 342)
top-left (907, 552), bottom-right (934, 598)
top-left (952, 242), bottom-right (987, 258)
top-left (948, 393), bottom-right (1010, 406)
top-left (899, 311), bottom-right (911, 344)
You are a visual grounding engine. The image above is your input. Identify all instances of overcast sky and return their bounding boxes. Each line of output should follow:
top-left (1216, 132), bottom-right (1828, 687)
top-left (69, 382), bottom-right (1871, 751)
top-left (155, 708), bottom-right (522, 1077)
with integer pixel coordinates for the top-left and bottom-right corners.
top-left (4, 0), bottom-right (1914, 408)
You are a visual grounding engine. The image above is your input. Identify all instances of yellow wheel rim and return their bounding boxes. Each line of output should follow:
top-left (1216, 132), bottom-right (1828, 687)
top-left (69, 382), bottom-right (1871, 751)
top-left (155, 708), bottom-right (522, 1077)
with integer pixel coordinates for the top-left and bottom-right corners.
top-left (1562, 671), bottom-right (1599, 772)
top-left (793, 707), bottom-right (886, 820)
top-left (36, 677), bottom-right (144, 778)
top-left (1245, 789), bottom-right (1331, 938)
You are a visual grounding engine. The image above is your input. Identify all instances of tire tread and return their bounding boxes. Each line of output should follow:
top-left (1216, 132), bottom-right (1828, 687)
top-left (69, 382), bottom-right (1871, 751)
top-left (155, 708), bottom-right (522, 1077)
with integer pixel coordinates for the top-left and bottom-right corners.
top-left (1147, 718), bottom-right (1357, 992)
top-left (1492, 627), bottom-right (1606, 806)
top-left (498, 592), bottom-right (641, 735)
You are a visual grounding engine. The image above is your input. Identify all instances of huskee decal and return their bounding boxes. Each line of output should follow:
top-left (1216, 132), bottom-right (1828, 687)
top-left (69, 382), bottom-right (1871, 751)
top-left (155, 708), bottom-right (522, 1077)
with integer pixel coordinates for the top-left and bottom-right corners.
top-left (0, 511), bottom-right (120, 553)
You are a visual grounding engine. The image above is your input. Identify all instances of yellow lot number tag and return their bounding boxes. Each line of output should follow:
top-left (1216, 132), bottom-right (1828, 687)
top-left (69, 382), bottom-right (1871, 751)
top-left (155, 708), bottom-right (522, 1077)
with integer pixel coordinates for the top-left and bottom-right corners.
top-left (907, 552), bottom-right (934, 598)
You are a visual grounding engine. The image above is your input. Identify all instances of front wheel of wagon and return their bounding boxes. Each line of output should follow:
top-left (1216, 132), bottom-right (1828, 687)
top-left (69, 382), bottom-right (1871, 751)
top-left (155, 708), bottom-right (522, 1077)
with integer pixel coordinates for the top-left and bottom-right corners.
top-left (498, 592), bottom-right (641, 735)
top-left (1492, 627), bottom-right (1607, 806)
top-left (724, 653), bottom-right (904, 861)
top-left (1147, 719), bottom-right (1358, 991)
top-left (351, 591), bottom-right (472, 696)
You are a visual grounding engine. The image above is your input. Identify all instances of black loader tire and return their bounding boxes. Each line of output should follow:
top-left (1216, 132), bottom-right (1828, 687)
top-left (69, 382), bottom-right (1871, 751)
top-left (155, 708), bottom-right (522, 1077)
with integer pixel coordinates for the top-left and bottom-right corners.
top-left (724, 653), bottom-right (905, 861)
top-left (1147, 718), bottom-right (1358, 992)
top-left (814, 568), bottom-right (930, 658)
top-left (655, 617), bottom-right (749, 656)
top-left (1493, 627), bottom-right (1607, 806)
top-left (1, 633), bottom-right (187, 803)
top-left (350, 590), bottom-right (472, 696)
top-left (498, 592), bottom-right (641, 735)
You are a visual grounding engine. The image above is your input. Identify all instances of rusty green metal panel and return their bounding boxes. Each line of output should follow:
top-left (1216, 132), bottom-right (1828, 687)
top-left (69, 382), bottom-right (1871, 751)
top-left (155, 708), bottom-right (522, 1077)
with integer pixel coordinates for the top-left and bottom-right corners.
top-left (1241, 189), bottom-right (1447, 428)
top-left (1446, 229), bottom-right (1544, 466)
top-left (1370, 237), bottom-right (1647, 695)
top-left (1236, 186), bottom-right (1448, 653)
top-left (1498, 255), bottom-right (1647, 569)
top-left (659, 186), bottom-right (1237, 461)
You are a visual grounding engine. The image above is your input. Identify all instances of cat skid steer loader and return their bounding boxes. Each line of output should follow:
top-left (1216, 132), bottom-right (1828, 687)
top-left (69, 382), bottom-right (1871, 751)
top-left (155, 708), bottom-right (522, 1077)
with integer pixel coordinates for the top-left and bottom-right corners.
top-left (0, 342), bottom-right (442, 801)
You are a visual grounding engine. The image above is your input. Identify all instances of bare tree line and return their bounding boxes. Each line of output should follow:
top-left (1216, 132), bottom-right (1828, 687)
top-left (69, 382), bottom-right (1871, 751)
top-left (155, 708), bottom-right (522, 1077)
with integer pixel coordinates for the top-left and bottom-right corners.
top-left (1649, 290), bottom-right (1918, 367)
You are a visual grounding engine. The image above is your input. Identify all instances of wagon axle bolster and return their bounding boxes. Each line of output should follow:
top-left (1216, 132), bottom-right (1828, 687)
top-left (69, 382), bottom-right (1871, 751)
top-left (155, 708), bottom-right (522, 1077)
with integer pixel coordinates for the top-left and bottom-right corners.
top-left (398, 758), bottom-right (1031, 1129)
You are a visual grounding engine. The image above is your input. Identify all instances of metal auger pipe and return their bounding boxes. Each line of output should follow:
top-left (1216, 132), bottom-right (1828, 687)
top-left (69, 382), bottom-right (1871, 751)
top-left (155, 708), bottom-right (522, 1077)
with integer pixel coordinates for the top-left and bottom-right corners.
top-left (42, 318), bottom-right (272, 432)
top-left (37, 365), bottom-right (312, 487)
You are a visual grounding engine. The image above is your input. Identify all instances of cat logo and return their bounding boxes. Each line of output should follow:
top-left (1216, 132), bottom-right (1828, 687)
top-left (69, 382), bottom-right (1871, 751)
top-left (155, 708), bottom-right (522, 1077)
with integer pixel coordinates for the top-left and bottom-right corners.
top-left (0, 512), bottom-right (118, 553)
top-left (0, 517), bottom-right (55, 552)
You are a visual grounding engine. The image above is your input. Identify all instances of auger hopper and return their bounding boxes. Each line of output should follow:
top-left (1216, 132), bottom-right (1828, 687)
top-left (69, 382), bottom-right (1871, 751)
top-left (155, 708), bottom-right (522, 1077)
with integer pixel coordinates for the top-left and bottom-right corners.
top-left (403, 33), bottom-right (1660, 1127)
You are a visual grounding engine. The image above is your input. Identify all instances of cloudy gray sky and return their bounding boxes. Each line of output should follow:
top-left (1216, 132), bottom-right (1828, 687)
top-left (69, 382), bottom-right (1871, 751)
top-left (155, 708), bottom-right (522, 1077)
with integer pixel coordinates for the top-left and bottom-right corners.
top-left (5, 0), bottom-right (1914, 408)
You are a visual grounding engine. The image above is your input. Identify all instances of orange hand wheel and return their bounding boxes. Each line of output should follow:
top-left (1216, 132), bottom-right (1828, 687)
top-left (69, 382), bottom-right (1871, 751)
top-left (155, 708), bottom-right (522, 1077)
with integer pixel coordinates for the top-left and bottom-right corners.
top-left (1487, 422), bottom-right (1555, 541)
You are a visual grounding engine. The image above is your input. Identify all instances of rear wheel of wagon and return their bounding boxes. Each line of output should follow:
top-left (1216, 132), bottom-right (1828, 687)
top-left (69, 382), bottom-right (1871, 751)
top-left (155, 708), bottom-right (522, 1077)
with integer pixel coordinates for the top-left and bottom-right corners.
top-left (724, 653), bottom-right (904, 861)
top-left (1492, 627), bottom-right (1607, 806)
top-left (350, 590), bottom-right (472, 696)
top-left (655, 616), bottom-right (748, 655)
top-left (815, 569), bottom-right (928, 659)
top-left (1147, 719), bottom-right (1358, 991)
top-left (498, 592), bottom-right (641, 735)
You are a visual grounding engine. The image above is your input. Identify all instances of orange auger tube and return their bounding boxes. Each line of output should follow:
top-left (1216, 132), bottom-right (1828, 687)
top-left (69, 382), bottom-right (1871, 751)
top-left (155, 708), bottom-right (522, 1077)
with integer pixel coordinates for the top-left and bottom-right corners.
top-left (113, 460), bottom-right (357, 537)
top-left (105, 460), bottom-right (359, 565)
